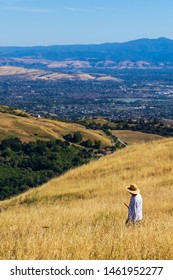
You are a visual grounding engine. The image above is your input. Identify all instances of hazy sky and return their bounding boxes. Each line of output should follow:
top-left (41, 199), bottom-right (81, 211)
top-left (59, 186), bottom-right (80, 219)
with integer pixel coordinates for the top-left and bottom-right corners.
top-left (0, 0), bottom-right (173, 46)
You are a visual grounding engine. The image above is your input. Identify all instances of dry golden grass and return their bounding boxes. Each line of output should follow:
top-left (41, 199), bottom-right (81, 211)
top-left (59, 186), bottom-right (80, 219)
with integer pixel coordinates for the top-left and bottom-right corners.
top-left (112, 130), bottom-right (163, 145)
top-left (0, 138), bottom-right (173, 260)
top-left (0, 112), bottom-right (111, 146)
top-left (97, 76), bottom-right (121, 82)
top-left (0, 66), bottom-right (42, 76)
top-left (0, 66), bottom-right (119, 81)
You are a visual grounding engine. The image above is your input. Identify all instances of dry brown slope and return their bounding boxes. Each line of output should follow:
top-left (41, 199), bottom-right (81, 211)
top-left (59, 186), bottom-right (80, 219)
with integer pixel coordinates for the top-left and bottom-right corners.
top-left (112, 129), bottom-right (163, 145)
top-left (0, 112), bottom-right (112, 146)
top-left (0, 66), bottom-right (121, 81)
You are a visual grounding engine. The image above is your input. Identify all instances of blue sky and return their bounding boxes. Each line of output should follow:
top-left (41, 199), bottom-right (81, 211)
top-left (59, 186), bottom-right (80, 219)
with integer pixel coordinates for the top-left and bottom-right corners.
top-left (0, 0), bottom-right (173, 46)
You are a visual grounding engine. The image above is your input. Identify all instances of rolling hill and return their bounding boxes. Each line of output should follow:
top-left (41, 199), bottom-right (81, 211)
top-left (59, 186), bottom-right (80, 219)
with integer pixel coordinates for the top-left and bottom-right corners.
top-left (0, 66), bottom-right (122, 81)
top-left (0, 109), bottom-right (112, 146)
top-left (111, 130), bottom-right (163, 145)
top-left (0, 137), bottom-right (173, 260)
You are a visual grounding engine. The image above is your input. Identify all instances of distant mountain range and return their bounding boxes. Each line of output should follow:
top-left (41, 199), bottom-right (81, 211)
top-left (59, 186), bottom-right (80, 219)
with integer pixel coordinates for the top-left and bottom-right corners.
top-left (1, 37), bottom-right (173, 68)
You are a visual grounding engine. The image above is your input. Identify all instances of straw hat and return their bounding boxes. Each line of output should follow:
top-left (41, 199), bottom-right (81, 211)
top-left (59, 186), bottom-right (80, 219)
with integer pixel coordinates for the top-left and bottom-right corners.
top-left (126, 184), bottom-right (140, 195)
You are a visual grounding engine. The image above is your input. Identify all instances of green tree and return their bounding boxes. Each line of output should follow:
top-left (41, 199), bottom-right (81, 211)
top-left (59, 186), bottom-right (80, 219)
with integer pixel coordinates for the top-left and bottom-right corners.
top-left (72, 132), bottom-right (83, 143)
top-left (94, 140), bottom-right (102, 149)
top-left (81, 139), bottom-right (93, 148)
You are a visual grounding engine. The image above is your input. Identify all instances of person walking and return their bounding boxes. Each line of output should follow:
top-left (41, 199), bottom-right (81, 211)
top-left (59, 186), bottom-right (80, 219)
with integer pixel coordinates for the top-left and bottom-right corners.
top-left (125, 184), bottom-right (142, 225)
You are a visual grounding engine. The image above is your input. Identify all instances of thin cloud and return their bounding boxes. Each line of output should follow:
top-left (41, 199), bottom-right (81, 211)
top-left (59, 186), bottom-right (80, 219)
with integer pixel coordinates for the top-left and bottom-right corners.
top-left (59, 6), bottom-right (117, 13)
top-left (1, 5), bottom-right (87, 13)
top-left (2, 6), bottom-right (52, 13)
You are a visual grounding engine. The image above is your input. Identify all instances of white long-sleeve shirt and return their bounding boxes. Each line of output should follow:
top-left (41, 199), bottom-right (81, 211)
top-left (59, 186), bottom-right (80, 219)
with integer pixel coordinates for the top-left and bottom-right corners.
top-left (128, 193), bottom-right (142, 222)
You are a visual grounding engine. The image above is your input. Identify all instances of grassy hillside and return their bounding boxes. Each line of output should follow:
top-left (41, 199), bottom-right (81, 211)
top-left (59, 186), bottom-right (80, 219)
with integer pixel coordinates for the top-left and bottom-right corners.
top-left (112, 130), bottom-right (163, 145)
top-left (0, 111), bottom-right (111, 146)
top-left (0, 138), bottom-right (173, 260)
top-left (0, 66), bottom-right (121, 81)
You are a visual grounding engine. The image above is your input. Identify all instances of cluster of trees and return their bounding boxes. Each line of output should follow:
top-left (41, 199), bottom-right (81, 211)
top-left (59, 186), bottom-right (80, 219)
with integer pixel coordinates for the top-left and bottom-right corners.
top-left (78, 118), bottom-right (173, 137)
top-left (131, 120), bottom-right (173, 137)
top-left (110, 118), bottom-right (173, 137)
top-left (63, 132), bottom-right (102, 149)
top-left (81, 139), bottom-right (102, 149)
top-left (0, 106), bottom-right (28, 118)
top-left (0, 137), bottom-right (93, 200)
top-left (63, 132), bottom-right (83, 143)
